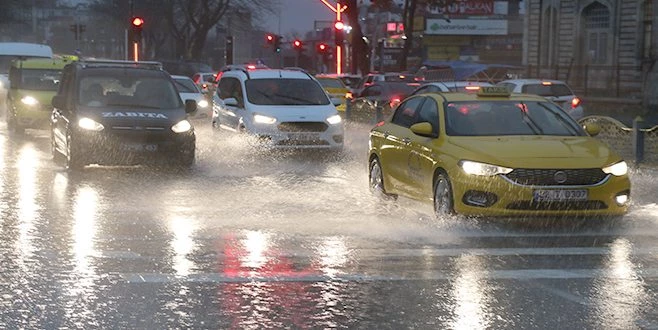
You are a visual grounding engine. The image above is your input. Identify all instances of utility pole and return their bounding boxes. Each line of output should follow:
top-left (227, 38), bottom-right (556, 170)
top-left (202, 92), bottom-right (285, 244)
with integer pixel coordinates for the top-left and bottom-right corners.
top-left (318, 0), bottom-right (347, 74)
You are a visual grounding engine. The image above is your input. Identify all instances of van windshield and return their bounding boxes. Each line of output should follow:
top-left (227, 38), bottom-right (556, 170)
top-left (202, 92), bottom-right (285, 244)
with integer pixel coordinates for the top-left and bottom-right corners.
top-left (245, 78), bottom-right (330, 106)
top-left (18, 69), bottom-right (62, 91)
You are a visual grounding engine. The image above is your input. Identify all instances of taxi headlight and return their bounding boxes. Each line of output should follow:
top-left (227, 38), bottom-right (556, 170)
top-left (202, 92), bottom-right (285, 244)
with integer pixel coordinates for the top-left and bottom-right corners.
top-left (326, 114), bottom-right (342, 125)
top-left (171, 119), bottom-right (192, 133)
top-left (197, 99), bottom-right (209, 108)
top-left (460, 160), bottom-right (513, 176)
top-left (602, 161), bottom-right (628, 176)
top-left (78, 117), bottom-right (104, 131)
top-left (21, 96), bottom-right (39, 106)
top-left (253, 113), bottom-right (276, 124)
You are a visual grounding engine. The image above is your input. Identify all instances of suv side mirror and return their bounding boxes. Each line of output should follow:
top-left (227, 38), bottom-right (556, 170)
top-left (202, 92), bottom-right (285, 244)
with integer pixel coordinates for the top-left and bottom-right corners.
top-left (52, 95), bottom-right (65, 109)
top-left (184, 99), bottom-right (197, 113)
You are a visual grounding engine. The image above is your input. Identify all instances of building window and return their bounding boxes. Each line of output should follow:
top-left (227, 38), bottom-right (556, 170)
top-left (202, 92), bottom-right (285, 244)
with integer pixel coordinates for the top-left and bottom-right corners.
top-left (582, 2), bottom-right (610, 64)
top-left (642, 0), bottom-right (653, 59)
top-left (541, 7), bottom-right (558, 66)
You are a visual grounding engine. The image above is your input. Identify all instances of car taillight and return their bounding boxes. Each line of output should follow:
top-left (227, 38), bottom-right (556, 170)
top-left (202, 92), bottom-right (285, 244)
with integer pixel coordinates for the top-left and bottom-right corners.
top-left (375, 121), bottom-right (386, 127)
top-left (345, 92), bottom-right (353, 99)
top-left (390, 97), bottom-right (401, 108)
top-left (571, 97), bottom-right (581, 108)
top-left (202, 83), bottom-right (208, 89)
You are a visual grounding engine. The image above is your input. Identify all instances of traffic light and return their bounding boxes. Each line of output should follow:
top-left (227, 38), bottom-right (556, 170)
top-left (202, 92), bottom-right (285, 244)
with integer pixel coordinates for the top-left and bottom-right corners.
top-left (293, 39), bottom-right (302, 50)
top-left (274, 35), bottom-right (282, 53)
top-left (316, 43), bottom-right (329, 54)
top-left (130, 16), bottom-right (144, 43)
top-left (266, 34), bottom-right (274, 44)
top-left (334, 21), bottom-right (344, 46)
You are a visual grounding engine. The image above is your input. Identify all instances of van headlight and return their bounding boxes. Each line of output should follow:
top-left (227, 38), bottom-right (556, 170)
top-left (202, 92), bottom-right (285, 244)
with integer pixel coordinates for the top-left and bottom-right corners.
top-left (602, 161), bottom-right (628, 176)
top-left (21, 96), bottom-right (39, 106)
top-left (197, 99), bottom-right (209, 108)
top-left (78, 117), bottom-right (104, 131)
top-left (326, 114), bottom-right (342, 125)
top-left (460, 160), bottom-right (512, 176)
top-left (171, 119), bottom-right (192, 133)
top-left (253, 113), bottom-right (277, 124)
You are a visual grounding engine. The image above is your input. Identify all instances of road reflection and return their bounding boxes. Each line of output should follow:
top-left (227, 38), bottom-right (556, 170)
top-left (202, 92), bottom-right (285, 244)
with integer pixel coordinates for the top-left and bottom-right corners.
top-left (17, 144), bottom-right (39, 263)
top-left (449, 254), bottom-right (494, 329)
top-left (591, 238), bottom-right (650, 328)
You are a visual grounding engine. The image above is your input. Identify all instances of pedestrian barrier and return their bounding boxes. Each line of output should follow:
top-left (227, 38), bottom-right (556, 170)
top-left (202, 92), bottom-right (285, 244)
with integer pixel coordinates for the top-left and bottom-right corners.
top-left (579, 116), bottom-right (658, 166)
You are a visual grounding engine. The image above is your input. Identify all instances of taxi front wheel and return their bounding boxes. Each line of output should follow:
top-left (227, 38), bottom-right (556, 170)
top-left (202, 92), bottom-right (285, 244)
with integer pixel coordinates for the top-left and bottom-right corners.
top-left (433, 173), bottom-right (455, 217)
top-left (369, 157), bottom-right (396, 200)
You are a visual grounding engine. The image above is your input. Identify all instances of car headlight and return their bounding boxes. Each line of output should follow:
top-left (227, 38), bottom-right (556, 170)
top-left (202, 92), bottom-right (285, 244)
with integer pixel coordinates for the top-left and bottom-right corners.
top-left (326, 114), bottom-right (342, 125)
top-left (602, 161), bottom-right (628, 176)
top-left (21, 96), bottom-right (39, 106)
top-left (171, 119), bottom-right (192, 133)
top-left (253, 113), bottom-right (276, 124)
top-left (78, 117), bottom-right (104, 131)
top-left (197, 99), bottom-right (209, 108)
top-left (460, 160), bottom-right (513, 176)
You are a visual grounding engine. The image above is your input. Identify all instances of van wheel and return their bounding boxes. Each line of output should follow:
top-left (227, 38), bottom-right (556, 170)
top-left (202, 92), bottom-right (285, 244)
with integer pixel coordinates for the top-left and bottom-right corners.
top-left (433, 172), bottom-right (455, 217)
top-left (178, 148), bottom-right (195, 168)
top-left (51, 131), bottom-right (65, 165)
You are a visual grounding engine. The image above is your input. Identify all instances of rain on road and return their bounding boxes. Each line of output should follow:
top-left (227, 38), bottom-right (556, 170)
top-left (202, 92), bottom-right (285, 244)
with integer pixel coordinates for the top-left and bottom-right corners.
top-left (1, 119), bottom-right (657, 329)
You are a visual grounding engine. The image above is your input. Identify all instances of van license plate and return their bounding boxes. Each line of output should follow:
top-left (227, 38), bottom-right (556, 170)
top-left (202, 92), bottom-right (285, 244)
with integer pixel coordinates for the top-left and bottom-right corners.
top-left (122, 144), bottom-right (158, 152)
top-left (533, 189), bottom-right (588, 201)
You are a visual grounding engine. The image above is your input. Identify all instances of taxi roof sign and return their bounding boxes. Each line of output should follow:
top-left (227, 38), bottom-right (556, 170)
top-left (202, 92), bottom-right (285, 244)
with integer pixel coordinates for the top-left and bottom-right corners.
top-left (478, 86), bottom-right (511, 97)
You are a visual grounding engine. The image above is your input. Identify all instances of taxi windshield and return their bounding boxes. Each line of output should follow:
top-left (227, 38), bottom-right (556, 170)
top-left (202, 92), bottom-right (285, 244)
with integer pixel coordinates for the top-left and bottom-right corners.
top-left (19, 69), bottom-right (62, 91)
top-left (78, 75), bottom-right (181, 109)
top-left (444, 101), bottom-right (585, 136)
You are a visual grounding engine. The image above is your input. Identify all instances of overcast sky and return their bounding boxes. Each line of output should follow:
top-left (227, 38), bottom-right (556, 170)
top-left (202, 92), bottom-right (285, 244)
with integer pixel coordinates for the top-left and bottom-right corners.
top-left (264, 0), bottom-right (336, 37)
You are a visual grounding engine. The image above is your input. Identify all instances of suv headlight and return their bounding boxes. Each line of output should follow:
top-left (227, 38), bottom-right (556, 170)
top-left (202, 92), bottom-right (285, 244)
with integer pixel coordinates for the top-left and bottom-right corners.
top-left (78, 117), bottom-right (104, 131)
top-left (460, 160), bottom-right (512, 176)
top-left (602, 161), bottom-right (628, 176)
top-left (21, 96), bottom-right (39, 106)
top-left (253, 113), bottom-right (276, 124)
top-left (171, 119), bottom-right (192, 133)
top-left (326, 114), bottom-right (342, 125)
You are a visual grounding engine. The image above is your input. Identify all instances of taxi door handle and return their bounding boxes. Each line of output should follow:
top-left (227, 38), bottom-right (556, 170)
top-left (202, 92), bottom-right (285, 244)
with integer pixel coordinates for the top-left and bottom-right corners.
top-left (402, 137), bottom-right (411, 145)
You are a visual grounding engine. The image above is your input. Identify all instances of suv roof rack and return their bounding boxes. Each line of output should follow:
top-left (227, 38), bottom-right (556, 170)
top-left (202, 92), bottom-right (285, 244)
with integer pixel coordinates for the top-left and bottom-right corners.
top-left (77, 59), bottom-right (163, 70)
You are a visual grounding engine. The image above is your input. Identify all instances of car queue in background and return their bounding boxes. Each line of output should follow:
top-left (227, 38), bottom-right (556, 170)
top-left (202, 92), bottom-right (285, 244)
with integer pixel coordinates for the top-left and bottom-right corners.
top-left (315, 74), bottom-right (350, 112)
top-left (347, 81), bottom-right (418, 123)
top-left (496, 79), bottom-right (585, 120)
top-left (171, 75), bottom-right (211, 119)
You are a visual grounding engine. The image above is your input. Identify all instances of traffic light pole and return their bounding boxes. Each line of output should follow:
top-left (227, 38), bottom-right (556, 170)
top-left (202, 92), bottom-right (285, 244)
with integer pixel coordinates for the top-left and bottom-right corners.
top-left (319, 0), bottom-right (347, 75)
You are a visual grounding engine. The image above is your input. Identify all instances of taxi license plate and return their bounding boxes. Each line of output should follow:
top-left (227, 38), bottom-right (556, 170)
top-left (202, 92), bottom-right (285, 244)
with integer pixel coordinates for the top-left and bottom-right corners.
top-left (121, 144), bottom-right (158, 152)
top-left (533, 189), bottom-right (588, 201)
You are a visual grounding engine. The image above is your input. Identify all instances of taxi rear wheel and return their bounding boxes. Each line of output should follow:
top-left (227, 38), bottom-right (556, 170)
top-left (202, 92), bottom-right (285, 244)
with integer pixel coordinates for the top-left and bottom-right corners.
top-left (433, 172), bottom-right (455, 217)
top-left (369, 157), bottom-right (396, 200)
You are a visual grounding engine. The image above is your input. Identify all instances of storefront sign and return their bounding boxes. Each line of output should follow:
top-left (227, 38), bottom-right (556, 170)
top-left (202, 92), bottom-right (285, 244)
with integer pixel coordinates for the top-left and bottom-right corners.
top-left (425, 19), bottom-right (508, 35)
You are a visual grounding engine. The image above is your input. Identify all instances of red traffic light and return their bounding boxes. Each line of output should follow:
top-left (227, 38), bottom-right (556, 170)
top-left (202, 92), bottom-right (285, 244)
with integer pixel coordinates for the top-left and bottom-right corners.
top-left (132, 17), bottom-right (144, 27)
top-left (293, 40), bottom-right (302, 48)
top-left (266, 34), bottom-right (274, 43)
top-left (319, 43), bottom-right (327, 51)
top-left (334, 21), bottom-right (344, 30)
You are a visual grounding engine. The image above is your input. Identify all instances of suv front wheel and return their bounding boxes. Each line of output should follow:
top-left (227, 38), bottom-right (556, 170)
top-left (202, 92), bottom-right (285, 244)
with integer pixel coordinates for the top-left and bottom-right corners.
top-left (66, 133), bottom-right (86, 170)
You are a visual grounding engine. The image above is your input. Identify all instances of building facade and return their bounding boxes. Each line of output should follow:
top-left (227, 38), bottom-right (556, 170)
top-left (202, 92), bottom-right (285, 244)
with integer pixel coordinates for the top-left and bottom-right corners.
top-left (524, 0), bottom-right (657, 109)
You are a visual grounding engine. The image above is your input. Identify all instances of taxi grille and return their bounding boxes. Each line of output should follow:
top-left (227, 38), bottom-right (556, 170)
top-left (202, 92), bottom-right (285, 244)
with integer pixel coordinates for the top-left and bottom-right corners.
top-left (277, 122), bottom-right (328, 132)
top-left (504, 168), bottom-right (607, 186)
top-left (506, 201), bottom-right (607, 211)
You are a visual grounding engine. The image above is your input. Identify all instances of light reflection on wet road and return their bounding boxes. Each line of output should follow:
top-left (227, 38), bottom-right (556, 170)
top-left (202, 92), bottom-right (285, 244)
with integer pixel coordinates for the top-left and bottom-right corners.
top-left (1, 121), bottom-right (657, 329)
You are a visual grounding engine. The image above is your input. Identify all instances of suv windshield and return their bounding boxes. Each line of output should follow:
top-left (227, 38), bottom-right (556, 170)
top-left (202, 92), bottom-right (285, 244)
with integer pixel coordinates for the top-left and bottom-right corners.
top-left (245, 78), bottom-right (330, 106)
top-left (78, 74), bottom-right (181, 109)
top-left (17, 68), bottom-right (62, 91)
top-left (444, 101), bottom-right (584, 136)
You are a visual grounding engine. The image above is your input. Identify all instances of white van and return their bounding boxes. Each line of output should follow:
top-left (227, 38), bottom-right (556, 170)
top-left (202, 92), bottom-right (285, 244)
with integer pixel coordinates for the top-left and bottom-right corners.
top-left (0, 42), bottom-right (53, 103)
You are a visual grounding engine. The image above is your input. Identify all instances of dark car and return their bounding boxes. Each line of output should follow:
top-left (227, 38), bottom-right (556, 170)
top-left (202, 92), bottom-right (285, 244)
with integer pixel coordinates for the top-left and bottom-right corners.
top-left (50, 60), bottom-right (197, 169)
top-left (347, 81), bottom-right (417, 122)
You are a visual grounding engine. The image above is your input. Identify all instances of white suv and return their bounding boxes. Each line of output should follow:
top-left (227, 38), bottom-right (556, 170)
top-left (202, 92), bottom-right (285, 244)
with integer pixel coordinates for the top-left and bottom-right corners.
top-left (212, 68), bottom-right (344, 150)
top-left (496, 79), bottom-right (584, 120)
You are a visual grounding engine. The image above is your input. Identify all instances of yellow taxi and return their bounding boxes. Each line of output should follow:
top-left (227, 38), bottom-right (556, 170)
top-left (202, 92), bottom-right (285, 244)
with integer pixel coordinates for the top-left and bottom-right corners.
top-left (368, 86), bottom-right (631, 218)
top-left (315, 74), bottom-right (350, 112)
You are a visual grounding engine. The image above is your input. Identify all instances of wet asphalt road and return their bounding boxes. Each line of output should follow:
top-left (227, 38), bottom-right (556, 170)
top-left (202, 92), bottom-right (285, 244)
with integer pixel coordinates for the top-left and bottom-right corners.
top-left (1, 119), bottom-right (657, 329)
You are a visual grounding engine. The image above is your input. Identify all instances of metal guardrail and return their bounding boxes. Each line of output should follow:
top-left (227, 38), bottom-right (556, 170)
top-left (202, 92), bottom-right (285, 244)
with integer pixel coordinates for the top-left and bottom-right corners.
top-left (579, 116), bottom-right (658, 166)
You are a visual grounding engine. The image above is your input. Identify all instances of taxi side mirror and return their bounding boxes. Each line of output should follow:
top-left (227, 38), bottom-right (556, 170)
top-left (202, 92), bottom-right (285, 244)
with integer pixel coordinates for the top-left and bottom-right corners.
top-left (583, 123), bottom-right (601, 136)
top-left (410, 122), bottom-right (436, 138)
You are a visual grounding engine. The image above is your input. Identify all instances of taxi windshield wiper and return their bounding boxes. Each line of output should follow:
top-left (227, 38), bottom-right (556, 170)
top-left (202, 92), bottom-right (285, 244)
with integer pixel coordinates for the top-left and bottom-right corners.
top-left (537, 102), bottom-right (581, 136)
top-left (518, 102), bottom-right (544, 135)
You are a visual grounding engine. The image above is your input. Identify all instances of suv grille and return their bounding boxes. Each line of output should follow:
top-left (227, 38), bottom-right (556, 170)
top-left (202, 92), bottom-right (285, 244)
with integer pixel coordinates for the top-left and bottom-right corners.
top-left (504, 168), bottom-right (607, 186)
top-left (277, 122), bottom-right (328, 132)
